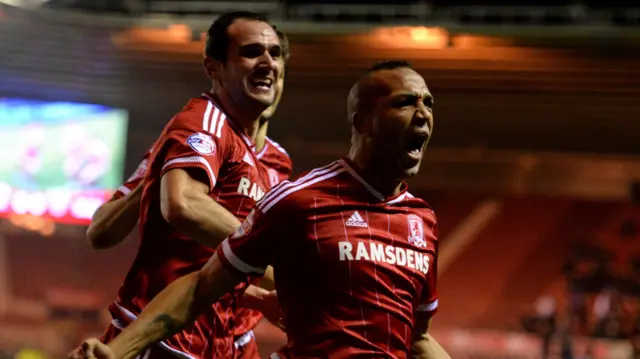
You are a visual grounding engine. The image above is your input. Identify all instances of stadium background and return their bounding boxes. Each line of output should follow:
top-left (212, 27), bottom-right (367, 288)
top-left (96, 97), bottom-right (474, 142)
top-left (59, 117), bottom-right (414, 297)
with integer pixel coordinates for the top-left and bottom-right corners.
top-left (0, 0), bottom-right (639, 358)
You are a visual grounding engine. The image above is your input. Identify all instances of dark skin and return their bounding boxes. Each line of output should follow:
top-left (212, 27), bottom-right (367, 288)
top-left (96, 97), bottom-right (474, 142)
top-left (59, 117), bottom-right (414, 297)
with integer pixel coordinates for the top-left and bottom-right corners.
top-left (70, 66), bottom-right (449, 359)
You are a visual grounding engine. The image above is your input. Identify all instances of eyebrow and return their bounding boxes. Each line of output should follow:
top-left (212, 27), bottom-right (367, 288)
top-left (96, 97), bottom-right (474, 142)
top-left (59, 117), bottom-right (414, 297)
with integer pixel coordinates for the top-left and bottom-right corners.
top-left (392, 92), bottom-right (434, 102)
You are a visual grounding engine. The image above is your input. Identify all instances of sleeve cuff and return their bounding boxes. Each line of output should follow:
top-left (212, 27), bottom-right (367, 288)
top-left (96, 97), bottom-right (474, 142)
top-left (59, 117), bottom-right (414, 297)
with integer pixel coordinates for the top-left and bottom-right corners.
top-left (416, 299), bottom-right (438, 313)
top-left (218, 239), bottom-right (266, 277)
top-left (162, 156), bottom-right (217, 189)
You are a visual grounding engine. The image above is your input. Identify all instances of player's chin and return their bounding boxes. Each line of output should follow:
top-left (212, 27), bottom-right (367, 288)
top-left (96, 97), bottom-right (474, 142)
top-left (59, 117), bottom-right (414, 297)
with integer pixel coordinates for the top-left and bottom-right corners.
top-left (398, 154), bottom-right (423, 178)
top-left (246, 86), bottom-right (275, 106)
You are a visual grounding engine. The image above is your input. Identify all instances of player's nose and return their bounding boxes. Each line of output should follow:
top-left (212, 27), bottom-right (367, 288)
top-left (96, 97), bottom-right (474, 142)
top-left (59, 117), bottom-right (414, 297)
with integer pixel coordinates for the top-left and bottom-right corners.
top-left (257, 51), bottom-right (278, 73)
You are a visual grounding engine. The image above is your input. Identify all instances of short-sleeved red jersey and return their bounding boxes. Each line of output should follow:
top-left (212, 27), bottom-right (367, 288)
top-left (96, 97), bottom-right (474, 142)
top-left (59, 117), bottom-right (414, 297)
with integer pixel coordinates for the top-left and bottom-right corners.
top-left (108, 94), bottom-right (271, 359)
top-left (233, 137), bottom-right (293, 338)
top-left (218, 158), bottom-right (439, 359)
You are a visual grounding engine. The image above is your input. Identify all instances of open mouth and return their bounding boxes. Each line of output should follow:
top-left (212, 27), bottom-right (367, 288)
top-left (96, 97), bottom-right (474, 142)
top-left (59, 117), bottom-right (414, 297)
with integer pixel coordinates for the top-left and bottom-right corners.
top-left (249, 78), bottom-right (273, 91)
top-left (405, 132), bottom-right (428, 158)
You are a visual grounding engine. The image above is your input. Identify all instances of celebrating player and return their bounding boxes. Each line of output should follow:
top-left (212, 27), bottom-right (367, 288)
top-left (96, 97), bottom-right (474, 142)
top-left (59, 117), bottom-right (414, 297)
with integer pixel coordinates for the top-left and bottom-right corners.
top-left (72, 60), bottom-right (450, 359)
top-left (84, 28), bottom-right (292, 358)
top-left (78, 11), bottom-right (289, 359)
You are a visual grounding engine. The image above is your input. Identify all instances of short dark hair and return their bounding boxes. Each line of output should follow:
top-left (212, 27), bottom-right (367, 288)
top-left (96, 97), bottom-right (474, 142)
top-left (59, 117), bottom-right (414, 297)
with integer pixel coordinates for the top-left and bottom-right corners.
top-left (205, 11), bottom-right (271, 62)
top-left (365, 60), bottom-right (413, 74)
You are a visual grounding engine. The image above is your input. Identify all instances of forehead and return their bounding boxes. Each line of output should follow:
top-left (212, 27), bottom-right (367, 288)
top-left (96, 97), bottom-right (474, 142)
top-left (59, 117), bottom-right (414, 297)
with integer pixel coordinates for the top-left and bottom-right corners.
top-left (227, 19), bottom-right (279, 47)
top-left (372, 68), bottom-right (429, 96)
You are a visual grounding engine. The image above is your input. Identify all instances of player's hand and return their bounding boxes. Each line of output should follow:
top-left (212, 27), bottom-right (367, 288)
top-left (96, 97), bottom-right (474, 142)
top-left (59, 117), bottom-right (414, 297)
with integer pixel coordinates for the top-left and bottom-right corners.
top-left (68, 338), bottom-right (115, 359)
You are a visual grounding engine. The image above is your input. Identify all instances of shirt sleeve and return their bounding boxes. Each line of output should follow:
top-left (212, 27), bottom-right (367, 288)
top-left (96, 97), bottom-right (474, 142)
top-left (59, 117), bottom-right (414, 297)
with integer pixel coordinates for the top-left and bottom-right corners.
top-left (216, 185), bottom-right (290, 278)
top-left (111, 155), bottom-right (149, 200)
top-left (416, 225), bottom-right (439, 319)
top-left (158, 113), bottom-right (229, 191)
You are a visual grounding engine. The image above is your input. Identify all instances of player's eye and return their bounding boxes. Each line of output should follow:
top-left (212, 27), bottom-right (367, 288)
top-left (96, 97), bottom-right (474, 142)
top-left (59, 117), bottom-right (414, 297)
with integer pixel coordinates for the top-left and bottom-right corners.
top-left (394, 96), bottom-right (417, 108)
top-left (268, 45), bottom-right (282, 59)
top-left (423, 96), bottom-right (434, 109)
top-left (239, 45), bottom-right (265, 59)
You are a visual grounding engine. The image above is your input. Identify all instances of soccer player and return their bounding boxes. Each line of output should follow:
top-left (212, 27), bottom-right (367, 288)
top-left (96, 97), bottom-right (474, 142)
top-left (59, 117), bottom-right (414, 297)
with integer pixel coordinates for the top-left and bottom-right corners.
top-left (80, 11), bottom-right (288, 359)
top-left (72, 60), bottom-right (450, 359)
top-left (85, 42), bottom-right (293, 358)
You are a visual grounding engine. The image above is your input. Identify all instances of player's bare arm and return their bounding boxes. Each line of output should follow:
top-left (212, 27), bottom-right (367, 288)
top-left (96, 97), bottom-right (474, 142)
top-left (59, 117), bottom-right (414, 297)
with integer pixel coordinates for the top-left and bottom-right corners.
top-left (84, 253), bottom-right (241, 359)
top-left (161, 168), bottom-right (242, 247)
top-left (411, 318), bottom-right (451, 359)
top-left (161, 169), bottom-right (277, 310)
top-left (86, 183), bottom-right (143, 250)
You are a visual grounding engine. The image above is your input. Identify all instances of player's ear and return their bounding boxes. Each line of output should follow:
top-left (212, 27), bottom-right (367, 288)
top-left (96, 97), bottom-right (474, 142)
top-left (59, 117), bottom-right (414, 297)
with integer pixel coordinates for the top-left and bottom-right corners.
top-left (203, 57), bottom-right (222, 82)
top-left (351, 111), bottom-right (371, 135)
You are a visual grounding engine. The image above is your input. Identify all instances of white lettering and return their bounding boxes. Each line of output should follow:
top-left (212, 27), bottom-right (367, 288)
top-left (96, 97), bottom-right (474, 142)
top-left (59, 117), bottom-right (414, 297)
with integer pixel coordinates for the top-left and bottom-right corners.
top-left (355, 241), bottom-right (370, 260)
top-left (385, 245), bottom-right (396, 265)
top-left (338, 241), bottom-right (353, 261)
top-left (338, 240), bottom-right (431, 274)
top-left (370, 243), bottom-right (384, 262)
top-left (237, 177), bottom-right (250, 196)
top-left (396, 247), bottom-right (407, 266)
top-left (237, 177), bottom-right (266, 201)
top-left (415, 252), bottom-right (424, 273)
top-left (407, 249), bottom-right (415, 269)
top-left (249, 182), bottom-right (258, 200)
top-left (424, 255), bottom-right (430, 274)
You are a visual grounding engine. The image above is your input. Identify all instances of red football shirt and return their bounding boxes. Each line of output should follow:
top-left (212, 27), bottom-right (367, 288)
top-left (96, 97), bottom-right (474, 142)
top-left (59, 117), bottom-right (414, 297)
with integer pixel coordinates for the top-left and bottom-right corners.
top-left (218, 158), bottom-right (439, 359)
top-left (108, 94), bottom-right (271, 359)
top-left (233, 136), bottom-right (293, 338)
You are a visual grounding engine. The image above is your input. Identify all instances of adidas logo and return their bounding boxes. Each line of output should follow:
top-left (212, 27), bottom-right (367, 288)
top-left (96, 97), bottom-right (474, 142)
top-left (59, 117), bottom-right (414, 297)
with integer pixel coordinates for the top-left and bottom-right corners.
top-left (346, 211), bottom-right (368, 228)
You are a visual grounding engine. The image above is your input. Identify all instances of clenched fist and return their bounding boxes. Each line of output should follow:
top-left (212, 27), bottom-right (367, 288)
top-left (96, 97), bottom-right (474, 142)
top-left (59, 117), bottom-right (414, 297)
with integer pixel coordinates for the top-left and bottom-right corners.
top-left (68, 338), bottom-right (115, 359)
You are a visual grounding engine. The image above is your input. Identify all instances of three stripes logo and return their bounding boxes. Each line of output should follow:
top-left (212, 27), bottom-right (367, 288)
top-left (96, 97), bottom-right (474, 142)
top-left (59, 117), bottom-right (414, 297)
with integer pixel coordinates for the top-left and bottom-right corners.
top-left (345, 211), bottom-right (368, 228)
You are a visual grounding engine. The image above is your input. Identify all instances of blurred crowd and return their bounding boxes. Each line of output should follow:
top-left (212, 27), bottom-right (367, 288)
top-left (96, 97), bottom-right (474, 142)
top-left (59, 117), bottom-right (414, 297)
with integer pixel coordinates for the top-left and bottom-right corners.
top-left (523, 219), bottom-right (640, 359)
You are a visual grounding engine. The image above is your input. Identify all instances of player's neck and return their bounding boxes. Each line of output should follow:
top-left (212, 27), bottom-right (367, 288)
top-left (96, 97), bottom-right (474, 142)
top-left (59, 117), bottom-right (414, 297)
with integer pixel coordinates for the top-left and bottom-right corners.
top-left (255, 120), bottom-right (269, 152)
top-left (210, 90), bottom-right (263, 141)
top-left (348, 150), bottom-right (404, 198)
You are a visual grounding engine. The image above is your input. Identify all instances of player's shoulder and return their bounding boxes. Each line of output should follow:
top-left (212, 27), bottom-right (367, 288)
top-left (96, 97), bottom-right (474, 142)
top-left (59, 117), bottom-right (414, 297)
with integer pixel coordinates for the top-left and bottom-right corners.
top-left (256, 160), bottom-right (346, 213)
top-left (265, 136), bottom-right (292, 167)
top-left (393, 190), bottom-right (436, 214)
top-left (265, 136), bottom-right (289, 157)
top-left (168, 94), bottom-right (234, 137)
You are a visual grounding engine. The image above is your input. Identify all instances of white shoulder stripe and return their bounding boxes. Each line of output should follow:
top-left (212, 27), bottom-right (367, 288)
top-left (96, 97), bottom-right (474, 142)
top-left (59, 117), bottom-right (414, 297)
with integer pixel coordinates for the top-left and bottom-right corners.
top-left (258, 162), bottom-right (340, 211)
top-left (258, 163), bottom-right (345, 213)
top-left (201, 100), bottom-right (226, 139)
top-left (209, 107), bottom-right (220, 134)
top-left (215, 113), bottom-right (226, 138)
top-left (163, 156), bottom-right (217, 188)
top-left (221, 239), bottom-right (265, 275)
top-left (202, 101), bottom-right (213, 133)
top-left (266, 137), bottom-right (288, 155)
